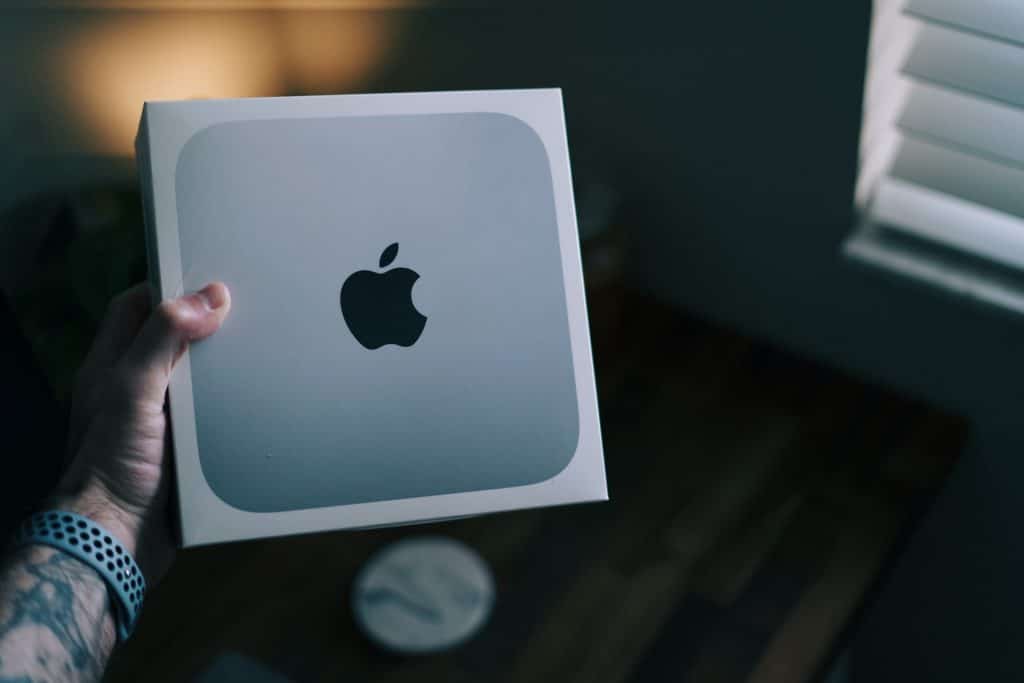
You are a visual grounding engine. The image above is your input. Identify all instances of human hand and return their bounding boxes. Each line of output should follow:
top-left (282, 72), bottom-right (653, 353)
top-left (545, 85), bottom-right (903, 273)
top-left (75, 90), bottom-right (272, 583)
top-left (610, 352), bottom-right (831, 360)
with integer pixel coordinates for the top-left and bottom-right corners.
top-left (48, 282), bottom-right (230, 586)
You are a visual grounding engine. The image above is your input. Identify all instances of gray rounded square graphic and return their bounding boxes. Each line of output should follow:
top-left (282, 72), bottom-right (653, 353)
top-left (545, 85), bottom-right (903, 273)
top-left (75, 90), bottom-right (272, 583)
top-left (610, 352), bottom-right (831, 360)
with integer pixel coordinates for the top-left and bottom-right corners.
top-left (175, 112), bottom-right (579, 512)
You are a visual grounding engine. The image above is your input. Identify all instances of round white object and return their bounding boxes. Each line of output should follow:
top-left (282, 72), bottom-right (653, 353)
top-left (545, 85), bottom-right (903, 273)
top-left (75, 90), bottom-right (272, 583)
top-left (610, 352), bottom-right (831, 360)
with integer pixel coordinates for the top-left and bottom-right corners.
top-left (352, 536), bottom-right (495, 654)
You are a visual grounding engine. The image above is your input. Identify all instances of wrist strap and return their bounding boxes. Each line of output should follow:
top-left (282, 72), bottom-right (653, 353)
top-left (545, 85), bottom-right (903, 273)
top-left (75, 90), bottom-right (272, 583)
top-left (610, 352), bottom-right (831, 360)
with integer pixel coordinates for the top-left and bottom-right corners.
top-left (11, 510), bottom-right (145, 642)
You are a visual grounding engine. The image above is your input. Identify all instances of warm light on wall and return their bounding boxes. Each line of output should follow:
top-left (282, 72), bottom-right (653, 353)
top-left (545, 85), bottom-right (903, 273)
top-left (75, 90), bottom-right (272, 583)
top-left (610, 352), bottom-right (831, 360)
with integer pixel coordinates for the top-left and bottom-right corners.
top-left (34, 1), bottom-right (426, 7)
top-left (56, 11), bottom-right (399, 156)
top-left (58, 14), bottom-right (284, 155)
top-left (277, 12), bottom-right (398, 95)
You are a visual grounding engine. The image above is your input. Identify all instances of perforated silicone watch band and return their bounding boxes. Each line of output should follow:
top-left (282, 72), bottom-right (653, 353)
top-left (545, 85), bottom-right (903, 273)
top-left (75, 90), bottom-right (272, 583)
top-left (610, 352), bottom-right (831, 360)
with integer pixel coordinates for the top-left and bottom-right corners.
top-left (11, 510), bottom-right (145, 642)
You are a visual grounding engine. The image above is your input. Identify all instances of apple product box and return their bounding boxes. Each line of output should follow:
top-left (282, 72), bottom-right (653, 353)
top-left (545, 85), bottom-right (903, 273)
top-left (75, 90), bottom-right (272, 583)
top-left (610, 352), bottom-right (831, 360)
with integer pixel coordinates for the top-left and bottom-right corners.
top-left (135, 89), bottom-right (607, 547)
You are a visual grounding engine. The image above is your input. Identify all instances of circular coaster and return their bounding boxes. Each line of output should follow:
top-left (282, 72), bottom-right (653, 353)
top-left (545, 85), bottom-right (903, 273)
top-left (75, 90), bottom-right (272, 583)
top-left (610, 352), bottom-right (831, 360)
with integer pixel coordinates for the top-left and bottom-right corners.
top-left (352, 536), bottom-right (495, 654)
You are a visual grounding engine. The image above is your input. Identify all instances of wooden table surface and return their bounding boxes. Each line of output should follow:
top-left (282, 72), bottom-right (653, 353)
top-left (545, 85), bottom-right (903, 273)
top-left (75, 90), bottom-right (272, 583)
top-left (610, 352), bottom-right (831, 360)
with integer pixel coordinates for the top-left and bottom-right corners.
top-left (103, 290), bottom-right (965, 683)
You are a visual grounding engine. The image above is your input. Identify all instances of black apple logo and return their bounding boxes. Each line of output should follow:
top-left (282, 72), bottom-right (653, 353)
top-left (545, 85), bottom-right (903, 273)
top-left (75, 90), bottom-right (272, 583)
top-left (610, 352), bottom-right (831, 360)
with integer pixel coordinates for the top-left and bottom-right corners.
top-left (340, 242), bottom-right (427, 349)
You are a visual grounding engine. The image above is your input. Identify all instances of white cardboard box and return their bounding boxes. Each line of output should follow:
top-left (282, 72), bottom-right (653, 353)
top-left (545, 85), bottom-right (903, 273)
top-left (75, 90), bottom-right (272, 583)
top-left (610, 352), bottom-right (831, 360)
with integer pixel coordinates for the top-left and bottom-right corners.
top-left (136, 89), bottom-right (607, 547)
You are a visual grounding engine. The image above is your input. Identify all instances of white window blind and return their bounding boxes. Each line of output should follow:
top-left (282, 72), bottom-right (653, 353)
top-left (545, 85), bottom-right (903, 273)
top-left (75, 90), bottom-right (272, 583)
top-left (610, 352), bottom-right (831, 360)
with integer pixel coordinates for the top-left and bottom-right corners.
top-left (846, 0), bottom-right (1024, 313)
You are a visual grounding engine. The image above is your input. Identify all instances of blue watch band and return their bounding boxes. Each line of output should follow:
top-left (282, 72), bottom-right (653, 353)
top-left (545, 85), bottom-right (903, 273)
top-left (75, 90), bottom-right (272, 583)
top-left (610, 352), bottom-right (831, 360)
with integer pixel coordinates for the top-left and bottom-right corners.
top-left (11, 510), bottom-right (146, 642)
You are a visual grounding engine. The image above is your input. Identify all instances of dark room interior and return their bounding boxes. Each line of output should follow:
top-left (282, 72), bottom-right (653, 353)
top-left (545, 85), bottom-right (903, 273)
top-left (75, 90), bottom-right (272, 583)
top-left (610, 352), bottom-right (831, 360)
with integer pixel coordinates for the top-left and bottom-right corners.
top-left (1, 2), bottom-right (1021, 682)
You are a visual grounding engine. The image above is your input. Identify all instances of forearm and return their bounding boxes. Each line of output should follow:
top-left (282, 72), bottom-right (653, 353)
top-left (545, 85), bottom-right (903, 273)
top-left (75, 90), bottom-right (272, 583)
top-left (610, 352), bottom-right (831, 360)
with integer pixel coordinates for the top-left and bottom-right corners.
top-left (0, 544), bottom-right (116, 683)
top-left (0, 280), bottom-right (224, 682)
top-left (0, 481), bottom-right (141, 683)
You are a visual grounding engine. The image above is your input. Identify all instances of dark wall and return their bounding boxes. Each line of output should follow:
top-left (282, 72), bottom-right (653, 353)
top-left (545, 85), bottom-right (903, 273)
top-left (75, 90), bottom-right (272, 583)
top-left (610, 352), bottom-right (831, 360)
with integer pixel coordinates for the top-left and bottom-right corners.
top-left (370, 2), bottom-right (1023, 425)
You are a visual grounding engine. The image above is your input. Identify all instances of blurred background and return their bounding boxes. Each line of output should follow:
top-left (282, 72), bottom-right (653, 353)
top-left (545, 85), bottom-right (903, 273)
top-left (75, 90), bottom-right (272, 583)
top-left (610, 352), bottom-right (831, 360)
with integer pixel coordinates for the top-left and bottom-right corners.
top-left (1, 1), bottom-right (1021, 682)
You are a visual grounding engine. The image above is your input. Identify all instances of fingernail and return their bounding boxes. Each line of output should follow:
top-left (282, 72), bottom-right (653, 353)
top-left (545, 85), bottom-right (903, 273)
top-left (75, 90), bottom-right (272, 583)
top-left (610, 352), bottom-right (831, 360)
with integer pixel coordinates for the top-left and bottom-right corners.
top-left (195, 283), bottom-right (227, 312)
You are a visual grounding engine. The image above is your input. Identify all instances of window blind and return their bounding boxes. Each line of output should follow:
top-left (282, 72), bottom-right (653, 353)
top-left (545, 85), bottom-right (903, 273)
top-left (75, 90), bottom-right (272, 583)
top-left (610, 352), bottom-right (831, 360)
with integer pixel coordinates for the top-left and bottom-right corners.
top-left (846, 0), bottom-right (1024, 312)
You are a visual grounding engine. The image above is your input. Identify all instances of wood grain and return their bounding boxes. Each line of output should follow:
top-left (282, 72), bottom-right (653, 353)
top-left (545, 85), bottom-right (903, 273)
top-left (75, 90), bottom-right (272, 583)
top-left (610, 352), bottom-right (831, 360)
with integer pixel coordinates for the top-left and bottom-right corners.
top-left (103, 289), bottom-right (966, 683)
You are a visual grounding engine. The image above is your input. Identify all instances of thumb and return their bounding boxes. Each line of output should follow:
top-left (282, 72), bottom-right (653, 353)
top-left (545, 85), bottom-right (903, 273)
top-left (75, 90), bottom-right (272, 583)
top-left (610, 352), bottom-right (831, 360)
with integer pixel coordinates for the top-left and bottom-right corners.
top-left (119, 282), bottom-right (231, 404)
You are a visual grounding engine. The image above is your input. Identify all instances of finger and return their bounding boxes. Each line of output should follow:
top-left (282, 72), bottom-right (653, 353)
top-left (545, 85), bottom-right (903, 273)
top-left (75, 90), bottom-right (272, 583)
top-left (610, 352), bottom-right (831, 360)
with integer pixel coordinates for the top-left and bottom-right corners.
top-left (88, 283), bottom-right (154, 367)
top-left (73, 284), bottom-right (152, 398)
top-left (68, 283), bottom-right (154, 457)
top-left (118, 282), bottom-right (231, 405)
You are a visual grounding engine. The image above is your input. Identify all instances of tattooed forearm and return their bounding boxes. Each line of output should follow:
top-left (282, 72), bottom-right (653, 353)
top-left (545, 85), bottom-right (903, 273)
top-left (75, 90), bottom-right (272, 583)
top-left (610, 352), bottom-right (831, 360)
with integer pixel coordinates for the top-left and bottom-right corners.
top-left (0, 657), bottom-right (34, 682)
top-left (0, 546), bottom-right (116, 683)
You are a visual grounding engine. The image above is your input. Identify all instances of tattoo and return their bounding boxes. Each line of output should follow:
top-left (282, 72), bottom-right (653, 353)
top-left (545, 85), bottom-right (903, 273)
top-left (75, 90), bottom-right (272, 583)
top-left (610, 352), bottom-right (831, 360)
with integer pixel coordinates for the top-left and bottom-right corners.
top-left (0, 657), bottom-right (34, 682)
top-left (0, 546), bottom-right (115, 683)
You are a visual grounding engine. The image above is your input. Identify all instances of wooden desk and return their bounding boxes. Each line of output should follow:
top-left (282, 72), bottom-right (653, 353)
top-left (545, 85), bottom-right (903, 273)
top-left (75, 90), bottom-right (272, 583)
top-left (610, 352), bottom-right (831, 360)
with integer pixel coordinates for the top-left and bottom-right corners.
top-left (104, 290), bottom-right (964, 683)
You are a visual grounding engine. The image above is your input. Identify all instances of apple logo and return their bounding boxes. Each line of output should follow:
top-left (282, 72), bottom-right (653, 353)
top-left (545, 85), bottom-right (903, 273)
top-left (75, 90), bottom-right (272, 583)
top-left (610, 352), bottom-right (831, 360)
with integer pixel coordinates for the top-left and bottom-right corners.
top-left (340, 242), bottom-right (427, 349)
